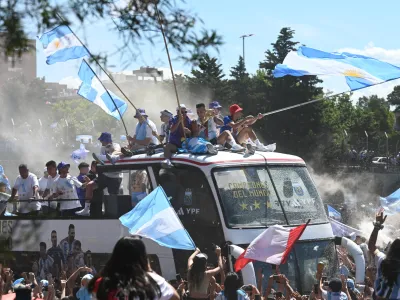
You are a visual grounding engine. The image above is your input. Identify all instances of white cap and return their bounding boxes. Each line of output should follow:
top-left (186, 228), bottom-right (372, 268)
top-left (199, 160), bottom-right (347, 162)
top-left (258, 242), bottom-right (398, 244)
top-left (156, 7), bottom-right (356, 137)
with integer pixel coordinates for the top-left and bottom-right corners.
top-left (349, 232), bottom-right (356, 241)
top-left (176, 104), bottom-right (187, 111)
top-left (82, 274), bottom-right (93, 282)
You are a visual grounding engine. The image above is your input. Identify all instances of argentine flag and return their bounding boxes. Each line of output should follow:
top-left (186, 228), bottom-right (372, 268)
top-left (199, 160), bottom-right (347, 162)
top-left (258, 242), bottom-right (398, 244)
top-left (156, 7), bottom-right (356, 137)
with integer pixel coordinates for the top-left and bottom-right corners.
top-left (78, 60), bottom-right (127, 120)
top-left (380, 188), bottom-right (400, 215)
top-left (39, 25), bottom-right (89, 65)
top-left (273, 46), bottom-right (400, 91)
top-left (120, 187), bottom-right (196, 250)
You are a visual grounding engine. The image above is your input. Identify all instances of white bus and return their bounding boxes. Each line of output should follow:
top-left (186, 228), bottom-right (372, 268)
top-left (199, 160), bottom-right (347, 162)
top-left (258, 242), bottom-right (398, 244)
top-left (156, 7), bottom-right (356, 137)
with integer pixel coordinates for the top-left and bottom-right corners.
top-left (0, 150), bottom-right (336, 293)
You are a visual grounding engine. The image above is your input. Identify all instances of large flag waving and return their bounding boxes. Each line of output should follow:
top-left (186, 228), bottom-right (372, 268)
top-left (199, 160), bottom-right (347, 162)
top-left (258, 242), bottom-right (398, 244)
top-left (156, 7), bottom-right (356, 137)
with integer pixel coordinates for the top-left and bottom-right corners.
top-left (39, 25), bottom-right (89, 65)
top-left (235, 222), bottom-right (309, 272)
top-left (78, 60), bottom-right (128, 120)
top-left (273, 46), bottom-right (400, 91)
top-left (119, 187), bottom-right (196, 250)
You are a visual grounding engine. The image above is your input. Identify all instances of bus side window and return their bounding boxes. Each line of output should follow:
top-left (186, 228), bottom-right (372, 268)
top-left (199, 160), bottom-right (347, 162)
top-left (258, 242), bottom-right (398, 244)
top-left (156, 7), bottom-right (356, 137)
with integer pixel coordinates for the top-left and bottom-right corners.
top-left (155, 166), bottom-right (219, 224)
top-left (129, 169), bottom-right (151, 208)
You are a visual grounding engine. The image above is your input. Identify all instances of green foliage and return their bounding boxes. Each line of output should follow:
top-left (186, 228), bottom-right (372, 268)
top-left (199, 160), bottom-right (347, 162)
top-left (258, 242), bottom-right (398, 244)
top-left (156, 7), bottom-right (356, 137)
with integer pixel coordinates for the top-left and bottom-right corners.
top-left (187, 54), bottom-right (231, 103)
top-left (0, 0), bottom-right (223, 67)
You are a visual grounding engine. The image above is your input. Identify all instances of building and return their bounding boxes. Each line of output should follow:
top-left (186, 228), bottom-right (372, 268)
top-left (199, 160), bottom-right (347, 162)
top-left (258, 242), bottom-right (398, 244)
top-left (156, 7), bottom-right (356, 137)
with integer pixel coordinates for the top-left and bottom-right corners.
top-left (42, 80), bottom-right (77, 101)
top-left (0, 36), bottom-right (36, 82)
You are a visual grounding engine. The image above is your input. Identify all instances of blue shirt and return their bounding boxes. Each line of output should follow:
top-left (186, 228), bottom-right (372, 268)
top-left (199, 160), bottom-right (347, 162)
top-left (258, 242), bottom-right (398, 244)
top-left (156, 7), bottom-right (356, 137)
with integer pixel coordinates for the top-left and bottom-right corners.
top-left (220, 116), bottom-right (233, 133)
top-left (168, 115), bottom-right (191, 147)
top-left (135, 122), bottom-right (147, 141)
top-left (76, 287), bottom-right (91, 300)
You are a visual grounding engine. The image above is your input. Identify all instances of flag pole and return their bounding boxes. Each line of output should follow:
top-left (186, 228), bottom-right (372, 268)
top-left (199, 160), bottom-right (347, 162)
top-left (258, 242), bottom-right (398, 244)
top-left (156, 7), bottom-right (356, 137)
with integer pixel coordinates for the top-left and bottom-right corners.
top-left (154, 5), bottom-right (187, 141)
top-left (80, 59), bottom-right (129, 136)
top-left (54, 17), bottom-right (158, 139)
top-left (262, 76), bottom-right (400, 117)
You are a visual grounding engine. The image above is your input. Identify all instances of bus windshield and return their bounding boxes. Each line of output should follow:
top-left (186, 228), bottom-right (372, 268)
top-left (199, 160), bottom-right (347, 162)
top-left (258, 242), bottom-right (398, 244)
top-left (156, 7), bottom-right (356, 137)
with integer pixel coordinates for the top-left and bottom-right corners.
top-left (213, 165), bottom-right (327, 227)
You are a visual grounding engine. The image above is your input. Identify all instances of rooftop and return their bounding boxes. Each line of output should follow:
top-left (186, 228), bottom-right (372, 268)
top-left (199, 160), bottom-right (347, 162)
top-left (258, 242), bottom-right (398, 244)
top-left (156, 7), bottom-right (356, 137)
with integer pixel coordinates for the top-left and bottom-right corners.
top-left (102, 150), bottom-right (305, 168)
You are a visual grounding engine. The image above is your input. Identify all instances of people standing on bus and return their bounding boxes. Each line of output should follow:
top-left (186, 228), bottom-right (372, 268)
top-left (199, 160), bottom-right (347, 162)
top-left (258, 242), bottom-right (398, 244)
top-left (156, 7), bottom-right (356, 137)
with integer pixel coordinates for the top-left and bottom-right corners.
top-left (59, 224), bottom-right (81, 260)
top-left (38, 242), bottom-right (54, 282)
top-left (9, 164), bottom-right (40, 216)
top-left (82, 133), bottom-right (122, 216)
top-left (162, 104), bottom-right (193, 168)
top-left (196, 103), bottom-right (244, 152)
top-left (187, 247), bottom-right (223, 300)
top-left (220, 104), bottom-right (273, 153)
top-left (47, 230), bottom-right (65, 280)
top-left (53, 162), bottom-right (84, 217)
top-left (159, 109), bottom-right (174, 143)
top-left (42, 160), bottom-right (59, 215)
top-left (38, 168), bottom-right (48, 198)
top-left (88, 236), bottom-right (179, 300)
top-left (76, 162), bottom-right (90, 208)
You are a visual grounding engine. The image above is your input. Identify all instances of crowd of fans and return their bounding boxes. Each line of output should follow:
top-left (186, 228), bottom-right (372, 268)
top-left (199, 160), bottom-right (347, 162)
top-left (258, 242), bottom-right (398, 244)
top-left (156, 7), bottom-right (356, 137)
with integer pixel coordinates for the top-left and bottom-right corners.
top-left (0, 210), bottom-right (398, 300)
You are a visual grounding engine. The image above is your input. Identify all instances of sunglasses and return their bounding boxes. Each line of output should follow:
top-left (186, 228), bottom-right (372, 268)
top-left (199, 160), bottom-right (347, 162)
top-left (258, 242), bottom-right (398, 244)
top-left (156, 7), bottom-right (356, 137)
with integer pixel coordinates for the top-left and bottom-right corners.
top-left (181, 111), bottom-right (187, 114)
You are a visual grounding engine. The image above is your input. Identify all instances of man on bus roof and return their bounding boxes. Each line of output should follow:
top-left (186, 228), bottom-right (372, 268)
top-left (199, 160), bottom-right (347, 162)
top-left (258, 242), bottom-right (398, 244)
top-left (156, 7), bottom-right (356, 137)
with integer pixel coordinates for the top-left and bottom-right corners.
top-left (220, 104), bottom-right (275, 153)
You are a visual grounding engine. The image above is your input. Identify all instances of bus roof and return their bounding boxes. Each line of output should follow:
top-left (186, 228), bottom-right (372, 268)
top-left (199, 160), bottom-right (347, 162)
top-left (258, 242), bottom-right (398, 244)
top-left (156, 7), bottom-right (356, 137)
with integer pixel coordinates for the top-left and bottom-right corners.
top-left (103, 150), bottom-right (305, 168)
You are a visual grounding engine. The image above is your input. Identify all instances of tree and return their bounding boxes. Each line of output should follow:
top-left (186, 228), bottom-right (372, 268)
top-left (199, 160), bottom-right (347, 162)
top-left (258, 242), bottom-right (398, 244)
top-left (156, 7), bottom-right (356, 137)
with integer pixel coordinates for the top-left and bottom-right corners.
top-left (258, 27), bottom-right (324, 158)
top-left (387, 85), bottom-right (400, 106)
top-left (0, 0), bottom-right (223, 66)
top-left (228, 56), bottom-right (251, 107)
top-left (187, 54), bottom-right (231, 104)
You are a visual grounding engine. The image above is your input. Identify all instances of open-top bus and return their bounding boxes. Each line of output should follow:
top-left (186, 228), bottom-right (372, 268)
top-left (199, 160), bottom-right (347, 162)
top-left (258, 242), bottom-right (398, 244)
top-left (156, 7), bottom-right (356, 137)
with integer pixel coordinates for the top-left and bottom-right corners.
top-left (0, 150), bottom-right (337, 293)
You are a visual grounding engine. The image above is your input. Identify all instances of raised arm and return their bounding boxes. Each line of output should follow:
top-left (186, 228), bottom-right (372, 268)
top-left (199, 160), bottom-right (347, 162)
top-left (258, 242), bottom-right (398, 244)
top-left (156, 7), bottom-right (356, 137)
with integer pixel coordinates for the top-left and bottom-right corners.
top-left (368, 210), bottom-right (387, 253)
top-left (188, 248), bottom-right (201, 270)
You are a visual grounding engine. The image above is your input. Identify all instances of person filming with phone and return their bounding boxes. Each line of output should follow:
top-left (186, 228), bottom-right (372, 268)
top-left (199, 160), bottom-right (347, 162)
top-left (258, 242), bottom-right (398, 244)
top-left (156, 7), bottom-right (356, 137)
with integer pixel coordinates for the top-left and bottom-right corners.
top-left (187, 246), bottom-right (223, 300)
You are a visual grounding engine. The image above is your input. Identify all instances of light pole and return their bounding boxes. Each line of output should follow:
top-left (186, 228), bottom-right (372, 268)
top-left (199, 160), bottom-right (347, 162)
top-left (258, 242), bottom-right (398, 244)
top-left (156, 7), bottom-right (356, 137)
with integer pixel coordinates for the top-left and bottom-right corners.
top-left (364, 131), bottom-right (368, 152)
top-left (239, 34), bottom-right (254, 65)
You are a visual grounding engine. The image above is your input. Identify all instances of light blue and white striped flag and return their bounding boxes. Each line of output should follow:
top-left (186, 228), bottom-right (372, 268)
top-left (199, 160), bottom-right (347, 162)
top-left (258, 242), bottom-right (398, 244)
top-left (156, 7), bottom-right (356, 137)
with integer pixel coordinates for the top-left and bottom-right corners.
top-left (273, 46), bottom-right (400, 91)
top-left (39, 25), bottom-right (89, 65)
top-left (327, 205), bottom-right (342, 221)
top-left (119, 186), bottom-right (196, 250)
top-left (380, 188), bottom-right (400, 215)
top-left (78, 60), bottom-right (127, 120)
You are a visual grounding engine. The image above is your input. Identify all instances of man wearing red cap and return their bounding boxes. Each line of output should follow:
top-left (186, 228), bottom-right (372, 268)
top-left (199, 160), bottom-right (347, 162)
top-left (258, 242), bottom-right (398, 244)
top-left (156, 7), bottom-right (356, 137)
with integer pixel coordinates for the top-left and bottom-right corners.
top-left (220, 104), bottom-right (273, 152)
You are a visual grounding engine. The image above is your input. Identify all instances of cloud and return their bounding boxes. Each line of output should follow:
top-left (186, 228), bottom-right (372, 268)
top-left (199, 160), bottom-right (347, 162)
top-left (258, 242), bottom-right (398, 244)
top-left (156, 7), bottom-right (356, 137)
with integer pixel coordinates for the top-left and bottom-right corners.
top-left (338, 43), bottom-right (400, 65)
top-left (59, 76), bottom-right (81, 89)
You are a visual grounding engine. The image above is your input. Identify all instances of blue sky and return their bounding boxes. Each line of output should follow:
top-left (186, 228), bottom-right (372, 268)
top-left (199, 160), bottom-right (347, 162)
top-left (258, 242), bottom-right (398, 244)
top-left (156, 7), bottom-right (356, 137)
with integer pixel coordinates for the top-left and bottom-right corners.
top-left (36, 0), bottom-right (400, 98)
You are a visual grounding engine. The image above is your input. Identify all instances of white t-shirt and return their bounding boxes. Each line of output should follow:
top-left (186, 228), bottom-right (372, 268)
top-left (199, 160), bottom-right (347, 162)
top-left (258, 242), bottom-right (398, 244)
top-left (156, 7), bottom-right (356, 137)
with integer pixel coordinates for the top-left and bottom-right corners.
top-left (198, 117), bottom-right (218, 140)
top-left (375, 250), bottom-right (386, 269)
top-left (147, 272), bottom-right (175, 300)
top-left (53, 175), bottom-right (82, 210)
top-left (43, 174), bottom-right (59, 208)
top-left (38, 177), bottom-right (48, 192)
top-left (13, 172), bottom-right (40, 213)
